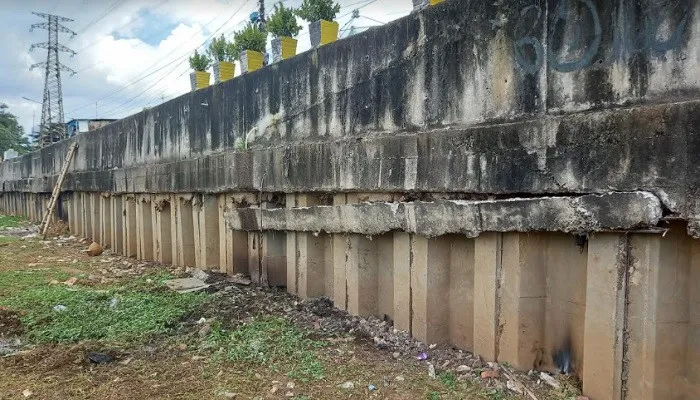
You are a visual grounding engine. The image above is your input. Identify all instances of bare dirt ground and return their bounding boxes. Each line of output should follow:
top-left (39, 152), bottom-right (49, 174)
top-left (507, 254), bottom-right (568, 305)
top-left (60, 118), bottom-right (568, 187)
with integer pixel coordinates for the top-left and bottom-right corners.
top-left (0, 217), bottom-right (583, 400)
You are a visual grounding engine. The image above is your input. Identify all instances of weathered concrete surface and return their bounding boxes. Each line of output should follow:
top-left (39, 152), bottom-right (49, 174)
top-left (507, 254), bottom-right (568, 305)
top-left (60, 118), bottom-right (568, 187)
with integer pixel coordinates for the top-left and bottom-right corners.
top-left (1, 0), bottom-right (699, 225)
top-left (226, 192), bottom-right (662, 237)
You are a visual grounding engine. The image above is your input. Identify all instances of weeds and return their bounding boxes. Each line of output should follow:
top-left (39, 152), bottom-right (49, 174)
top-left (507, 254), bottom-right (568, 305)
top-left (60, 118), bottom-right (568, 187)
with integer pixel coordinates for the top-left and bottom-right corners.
top-left (0, 215), bottom-right (25, 228)
top-left (0, 269), bottom-right (207, 344)
top-left (439, 371), bottom-right (456, 391)
top-left (206, 316), bottom-right (326, 382)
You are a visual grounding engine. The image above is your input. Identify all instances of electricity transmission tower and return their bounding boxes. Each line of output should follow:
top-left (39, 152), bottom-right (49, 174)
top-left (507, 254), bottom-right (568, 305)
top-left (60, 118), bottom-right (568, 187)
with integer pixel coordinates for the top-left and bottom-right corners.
top-left (29, 12), bottom-right (77, 148)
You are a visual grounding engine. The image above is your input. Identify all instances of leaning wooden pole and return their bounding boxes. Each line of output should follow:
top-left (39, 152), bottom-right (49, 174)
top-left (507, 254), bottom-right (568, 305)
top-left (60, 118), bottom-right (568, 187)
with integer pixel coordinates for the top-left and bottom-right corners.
top-left (40, 142), bottom-right (78, 238)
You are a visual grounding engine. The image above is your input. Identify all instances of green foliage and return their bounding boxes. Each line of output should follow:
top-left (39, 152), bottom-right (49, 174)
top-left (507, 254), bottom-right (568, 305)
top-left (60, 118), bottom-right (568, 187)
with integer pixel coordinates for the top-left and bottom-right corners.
top-left (189, 50), bottom-right (211, 72)
top-left (0, 269), bottom-right (207, 344)
top-left (206, 317), bottom-right (326, 382)
top-left (207, 34), bottom-right (239, 62)
top-left (427, 392), bottom-right (441, 400)
top-left (439, 371), bottom-right (456, 391)
top-left (0, 214), bottom-right (25, 228)
top-left (267, 2), bottom-right (302, 38)
top-left (295, 0), bottom-right (340, 22)
top-left (0, 104), bottom-right (30, 156)
top-left (234, 23), bottom-right (268, 54)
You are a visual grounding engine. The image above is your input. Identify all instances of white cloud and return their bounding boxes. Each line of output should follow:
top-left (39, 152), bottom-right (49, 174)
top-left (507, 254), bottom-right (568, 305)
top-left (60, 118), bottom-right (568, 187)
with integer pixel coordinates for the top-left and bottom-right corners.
top-left (0, 0), bottom-right (412, 134)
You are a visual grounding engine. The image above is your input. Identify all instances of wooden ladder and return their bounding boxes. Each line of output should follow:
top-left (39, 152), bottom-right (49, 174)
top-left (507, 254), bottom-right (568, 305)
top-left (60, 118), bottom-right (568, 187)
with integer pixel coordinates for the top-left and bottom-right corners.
top-left (39, 142), bottom-right (79, 238)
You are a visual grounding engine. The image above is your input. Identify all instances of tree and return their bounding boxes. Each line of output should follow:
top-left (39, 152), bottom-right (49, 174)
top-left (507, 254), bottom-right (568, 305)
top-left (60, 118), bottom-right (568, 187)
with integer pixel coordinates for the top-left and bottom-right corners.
top-left (0, 104), bottom-right (30, 156)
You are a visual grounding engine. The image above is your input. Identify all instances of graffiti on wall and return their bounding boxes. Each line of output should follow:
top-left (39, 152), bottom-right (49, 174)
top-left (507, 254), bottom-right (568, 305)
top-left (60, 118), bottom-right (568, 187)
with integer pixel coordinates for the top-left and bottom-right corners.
top-left (514, 0), bottom-right (691, 74)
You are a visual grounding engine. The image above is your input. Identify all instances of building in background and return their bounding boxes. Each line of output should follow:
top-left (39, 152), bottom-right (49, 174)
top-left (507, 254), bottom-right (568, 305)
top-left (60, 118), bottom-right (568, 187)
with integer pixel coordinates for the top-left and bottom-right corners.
top-left (66, 119), bottom-right (117, 137)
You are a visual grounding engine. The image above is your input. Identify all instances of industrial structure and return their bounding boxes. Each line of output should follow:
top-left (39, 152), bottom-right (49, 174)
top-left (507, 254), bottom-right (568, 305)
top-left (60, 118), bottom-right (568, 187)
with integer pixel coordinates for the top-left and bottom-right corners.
top-left (29, 12), bottom-right (76, 148)
top-left (2, 1), bottom-right (699, 399)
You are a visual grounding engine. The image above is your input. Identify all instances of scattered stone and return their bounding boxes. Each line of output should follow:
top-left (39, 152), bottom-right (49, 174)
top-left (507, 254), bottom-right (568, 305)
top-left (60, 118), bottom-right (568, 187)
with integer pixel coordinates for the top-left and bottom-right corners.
top-left (456, 365), bottom-right (471, 373)
top-left (429, 343), bottom-right (437, 349)
top-left (52, 305), bottom-right (67, 312)
top-left (339, 381), bottom-right (355, 390)
top-left (191, 268), bottom-right (210, 282)
top-left (228, 273), bottom-right (251, 286)
top-left (539, 372), bottom-right (561, 389)
top-left (221, 392), bottom-right (237, 398)
top-left (286, 382), bottom-right (295, 389)
top-left (487, 361), bottom-right (500, 370)
top-left (191, 355), bottom-right (206, 361)
top-left (506, 379), bottom-right (526, 395)
top-left (428, 363), bottom-right (436, 378)
top-left (22, 389), bottom-right (32, 398)
top-left (481, 370), bottom-right (500, 379)
top-left (395, 376), bottom-right (405, 382)
top-left (87, 242), bottom-right (103, 256)
top-left (109, 298), bottom-right (120, 308)
top-left (368, 384), bottom-right (377, 391)
top-left (88, 352), bottom-right (114, 364)
top-left (269, 385), bottom-right (278, 394)
top-left (63, 277), bottom-right (78, 286)
top-left (164, 278), bottom-right (210, 293)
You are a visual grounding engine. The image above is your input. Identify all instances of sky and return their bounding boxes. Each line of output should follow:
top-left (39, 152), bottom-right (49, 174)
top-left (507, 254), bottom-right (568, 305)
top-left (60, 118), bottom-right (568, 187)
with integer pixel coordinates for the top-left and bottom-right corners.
top-left (1, 0), bottom-right (413, 136)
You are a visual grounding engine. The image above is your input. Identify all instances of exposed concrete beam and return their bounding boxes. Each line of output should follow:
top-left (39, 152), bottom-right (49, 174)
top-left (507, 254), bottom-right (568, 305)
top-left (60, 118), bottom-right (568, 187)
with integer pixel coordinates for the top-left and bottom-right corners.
top-left (226, 192), bottom-right (662, 237)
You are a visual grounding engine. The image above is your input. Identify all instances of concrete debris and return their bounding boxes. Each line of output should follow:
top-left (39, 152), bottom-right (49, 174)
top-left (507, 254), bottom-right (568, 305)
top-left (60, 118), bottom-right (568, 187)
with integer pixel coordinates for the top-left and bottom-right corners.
top-left (88, 352), bottom-right (114, 364)
top-left (87, 242), bottom-right (103, 256)
top-left (164, 278), bottom-right (210, 293)
top-left (191, 268), bottom-right (210, 282)
top-left (339, 381), bottom-right (354, 389)
top-left (63, 277), bottom-right (78, 286)
top-left (455, 365), bottom-right (471, 373)
top-left (481, 370), bottom-right (500, 379)
top-left (227, 273), bottom-right (251, 286)
top-left (539, 372), bottom-right (561, 389)
top-left (428, 363), bottom-right (436, 378)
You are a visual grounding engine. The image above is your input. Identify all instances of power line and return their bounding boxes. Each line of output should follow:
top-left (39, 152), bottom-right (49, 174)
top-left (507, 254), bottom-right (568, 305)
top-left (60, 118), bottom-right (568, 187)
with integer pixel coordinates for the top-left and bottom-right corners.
top-left (65, 6), bottom-right (238, 115)
top-left (73, 0), bottom-right (169, 55)
top-left (74, 0), bottom-right (129, 36)
top-left (98, 0), bottom-right (253, 117)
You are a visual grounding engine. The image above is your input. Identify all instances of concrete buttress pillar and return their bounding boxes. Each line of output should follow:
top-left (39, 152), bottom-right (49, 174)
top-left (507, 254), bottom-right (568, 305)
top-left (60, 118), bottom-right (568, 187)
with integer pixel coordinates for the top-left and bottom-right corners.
top-left (110, 195), bottom-right (124, 255)
top-left (176, 195), bottom-right (196, 267)
top-left (81, 193), bottom-right (91, 240)
top-left (626, 227), bottom-right (692, 400)
top-left (218, 194), bottom-right (234, 274)
top-left (286, 194), bottom-right (328, 298)
top-left (473, 232), bottom-right (503, 362)
top-left (582, 233), bottom-right (628, 400)
top-left (193, 195), bottom-right (219, 269)
top-left (90, 193), bottom-right (101, 244)
top-left (411, 235), bottom-right (450, 344)
top-left (497, 233), bottom-right (546, 371)
top-left (152, 196), bottom-right (172, 264)
top-left (100, 194), bottom-right (112, 248)
top-left (124, 196), bottom-right (138, 257)
top-left (72, 192), bottom-right (83, 236)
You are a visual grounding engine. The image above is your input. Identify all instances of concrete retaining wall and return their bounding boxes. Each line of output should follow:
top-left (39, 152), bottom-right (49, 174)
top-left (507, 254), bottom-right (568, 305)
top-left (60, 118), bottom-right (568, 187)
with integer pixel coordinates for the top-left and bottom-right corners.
top-left (1, 0), bottom-right (700, 398)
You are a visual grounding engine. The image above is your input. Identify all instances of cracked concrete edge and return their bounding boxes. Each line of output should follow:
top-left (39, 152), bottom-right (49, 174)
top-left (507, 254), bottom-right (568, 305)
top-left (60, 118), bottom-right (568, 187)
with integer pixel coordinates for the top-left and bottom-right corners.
top-left (225, 191), bottom-right (663, 237)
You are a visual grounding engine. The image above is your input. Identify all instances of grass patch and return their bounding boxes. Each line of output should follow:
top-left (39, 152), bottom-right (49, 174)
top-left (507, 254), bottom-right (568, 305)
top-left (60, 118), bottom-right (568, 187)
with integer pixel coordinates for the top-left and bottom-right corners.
top-left (206, 316), bottom-right (327, 382)
top-left (0, 269), bottom-right (208, 344)
top-left (440, 371), bottom-right (456, 391)
top-left (0, 236), bottom-right (17, 244)
top-left (0, 215), bottom-right (25, 228)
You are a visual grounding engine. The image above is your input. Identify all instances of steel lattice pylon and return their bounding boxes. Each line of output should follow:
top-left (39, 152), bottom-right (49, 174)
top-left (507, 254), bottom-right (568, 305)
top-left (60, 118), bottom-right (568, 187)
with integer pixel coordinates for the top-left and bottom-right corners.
top-left (29, 12), bottom-right (76, 148)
